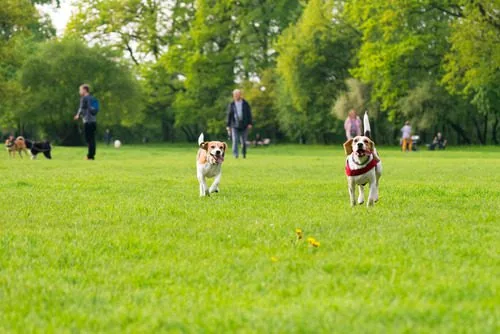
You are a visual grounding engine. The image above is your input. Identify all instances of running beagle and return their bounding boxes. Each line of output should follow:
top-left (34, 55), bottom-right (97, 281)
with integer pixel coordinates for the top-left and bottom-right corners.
top-left (343, 113), bottom-right (382, 207)
top-left (197, 133), bottom-right (227, 197)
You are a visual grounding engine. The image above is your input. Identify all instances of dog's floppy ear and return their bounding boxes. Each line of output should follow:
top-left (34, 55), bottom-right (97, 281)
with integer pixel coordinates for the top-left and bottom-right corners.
top-left (367, 138), bottom-right (375, 152)
top-left (343, 139), bottom-right (353, 155)
top-left (200, 141), bottom-right (209, 150)
top-left (222, 142), bottom-right (227, 151)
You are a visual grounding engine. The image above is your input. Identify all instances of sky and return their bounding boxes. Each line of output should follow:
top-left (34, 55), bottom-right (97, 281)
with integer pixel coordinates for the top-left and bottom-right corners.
top-left (37, 1), bottom-right (74, 36)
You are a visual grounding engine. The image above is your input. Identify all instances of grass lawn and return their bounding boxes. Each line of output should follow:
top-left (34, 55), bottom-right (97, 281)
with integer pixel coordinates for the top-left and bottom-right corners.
top-left (1, 144), bottom-right (499, 333)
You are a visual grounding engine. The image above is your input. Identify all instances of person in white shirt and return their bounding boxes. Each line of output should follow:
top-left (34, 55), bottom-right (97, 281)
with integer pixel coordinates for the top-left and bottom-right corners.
top-left (226, 89), bottom-right (253, 159)
top-left (401, 121), bottom-right (412, 152)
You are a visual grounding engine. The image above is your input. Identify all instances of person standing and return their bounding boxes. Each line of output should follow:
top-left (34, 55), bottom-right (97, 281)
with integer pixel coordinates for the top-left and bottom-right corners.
top-left (74, 84), bottom-right (98, 160)
top-left (104, 128), bottom-right (112, 146)
top-left (344, 109), bottom-right (362, 140)
top-left (401, 121), bottom-right (413, 152)
top-left (226, 89), bottom-right (253, 159)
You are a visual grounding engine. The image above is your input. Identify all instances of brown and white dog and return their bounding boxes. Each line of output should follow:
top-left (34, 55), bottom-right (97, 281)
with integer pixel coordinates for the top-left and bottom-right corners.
top-left (197, 133), bottom-right (227, 197)
top-left (5, 136), bottom-right (29, 158)
top-left (343, 113), bottom-right (382, 207)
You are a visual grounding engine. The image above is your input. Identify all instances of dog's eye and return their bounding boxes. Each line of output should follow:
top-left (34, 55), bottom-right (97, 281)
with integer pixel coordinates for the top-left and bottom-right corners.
top-left (364, 140), bottom-right (368, 143)
top-left (211, 145), bottom-right (215, 149)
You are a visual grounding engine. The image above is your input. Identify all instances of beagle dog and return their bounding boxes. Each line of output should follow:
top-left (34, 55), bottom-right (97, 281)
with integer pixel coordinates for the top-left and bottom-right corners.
top-left (343, 113), bottom-right (382, 207)
top-left (197, 133), bottom-right (227, 197)
top-left (5, 136), bottom-right (29, 158)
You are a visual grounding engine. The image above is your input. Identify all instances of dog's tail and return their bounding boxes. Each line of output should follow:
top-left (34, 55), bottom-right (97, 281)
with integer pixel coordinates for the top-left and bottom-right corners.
top-left (363, 111), bottom-right (371, 138)
top-left (198, 133), bottom-right (204, 146)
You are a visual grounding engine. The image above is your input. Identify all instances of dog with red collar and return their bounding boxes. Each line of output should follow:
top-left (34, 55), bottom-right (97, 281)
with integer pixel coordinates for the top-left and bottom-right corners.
top-left (343, 113), bottom-right (382, 207)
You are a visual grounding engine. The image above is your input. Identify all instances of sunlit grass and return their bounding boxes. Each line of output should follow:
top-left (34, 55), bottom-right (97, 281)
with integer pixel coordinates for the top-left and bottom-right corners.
top-left (1, 144), bottom-right (498, 332)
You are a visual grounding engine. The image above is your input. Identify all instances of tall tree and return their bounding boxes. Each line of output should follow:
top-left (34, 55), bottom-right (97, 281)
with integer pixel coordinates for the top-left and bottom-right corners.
top-left (0, 0), bottom-right (56, 132)
top-left (20, 38), bottom-right (142, 144)
top-left (165, 0), bottom-right (238, 140)
top-left (276, 0), bottom-right (360, 143)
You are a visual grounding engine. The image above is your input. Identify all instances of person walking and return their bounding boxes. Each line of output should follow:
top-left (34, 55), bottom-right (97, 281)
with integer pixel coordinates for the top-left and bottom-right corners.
top-left (226, 89), bottom-right (253, 159)
top-left (344, 109), bottom-right (362, 140)
top-left (74, 84), bottom-right (98, 160)
top-left (401, 121), bottom-right (413, 152)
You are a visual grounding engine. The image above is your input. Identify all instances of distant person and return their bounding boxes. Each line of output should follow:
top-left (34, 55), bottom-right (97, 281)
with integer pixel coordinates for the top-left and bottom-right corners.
top-left (74, 84), bottom-right (98, 160)
top-left (226, 89), bottom-right (253, 159)
top-left (104, 128), bottom-right (112, 146)
top-left (401, 121), bottom-right (412, 152)
top-left (344, 109), bottom-right (362, 140)
top-left (254, 133), bottom-right (262, 147)
top-left (429, 132), bottom-right (447, 150)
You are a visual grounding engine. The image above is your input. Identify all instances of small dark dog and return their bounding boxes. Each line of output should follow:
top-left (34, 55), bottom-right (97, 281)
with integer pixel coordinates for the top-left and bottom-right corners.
top-left (25, 139), bottom-right (52, 159)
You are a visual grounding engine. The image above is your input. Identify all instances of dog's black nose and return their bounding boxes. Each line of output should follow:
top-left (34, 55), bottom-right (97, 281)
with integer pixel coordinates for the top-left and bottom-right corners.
top-left (357, 143), bottom-right (363, 147)
top-left (215, 150), bottom-right (221, 155)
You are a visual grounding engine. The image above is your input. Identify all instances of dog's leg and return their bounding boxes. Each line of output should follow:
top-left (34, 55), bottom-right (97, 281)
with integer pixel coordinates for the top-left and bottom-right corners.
top-left (198, 173), bottom-right (204, 197)
top-left (348, 178), bottom-right (356, 207)
top-left (374, 164), bottom-right (382, 202)
top-left (358, 185), bottom-right (365, 205)
top-left (367, 180), bottom-right (377, 206)
top-left (198, 174), bottom-right (209, 197)
top-left (209, 173), bottom-right (221, 194)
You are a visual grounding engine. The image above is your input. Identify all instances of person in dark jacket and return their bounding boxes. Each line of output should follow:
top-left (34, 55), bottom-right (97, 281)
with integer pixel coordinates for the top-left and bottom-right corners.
top-left (226, 89), bottom-right (253, 158)
top-left (74, 84), bottom-right (97, 160)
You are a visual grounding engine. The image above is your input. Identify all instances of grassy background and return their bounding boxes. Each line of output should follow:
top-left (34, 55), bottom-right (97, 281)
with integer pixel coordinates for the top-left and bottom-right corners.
top-left (1, 144), bottom-right (499, 333)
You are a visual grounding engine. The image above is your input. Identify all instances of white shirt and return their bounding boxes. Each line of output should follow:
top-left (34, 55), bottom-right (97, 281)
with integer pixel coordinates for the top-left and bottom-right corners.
top-left (235, 100), bottom-right (243, 121)
top-left (401, 125), bottom-right (412, 139)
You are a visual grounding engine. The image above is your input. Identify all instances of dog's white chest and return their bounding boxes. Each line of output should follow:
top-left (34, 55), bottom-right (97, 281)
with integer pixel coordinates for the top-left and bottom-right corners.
top-left (199, 163), bottom-right (221, 178)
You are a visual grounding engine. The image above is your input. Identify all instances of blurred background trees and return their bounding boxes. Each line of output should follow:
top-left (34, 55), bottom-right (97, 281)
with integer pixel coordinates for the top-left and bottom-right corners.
top-left (1, 0), bottom-right (498, 145)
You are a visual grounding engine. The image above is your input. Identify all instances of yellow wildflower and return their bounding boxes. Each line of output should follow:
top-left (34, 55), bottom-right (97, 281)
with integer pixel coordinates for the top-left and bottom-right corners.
top-left (312, 240), bottom-right (320, 248)
top-left (307, 237), bottom-right (316, 245)
top-left (295, 228), bottom-right (303, 239)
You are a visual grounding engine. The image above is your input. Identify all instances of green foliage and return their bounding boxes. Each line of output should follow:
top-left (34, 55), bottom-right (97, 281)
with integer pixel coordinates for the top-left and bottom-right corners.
top-left (234, 0), bottom-right (303, 75)
top-left (241, 69), bottom-right (281, 139)
top-left (67, 0), bottom-right (195, 63)
top-left (0, 0), bottom-right (56, 131)
top-left (276, 0), bottom-right (360, 143)
top-left (20, 38), bottom-right (142, 144)
top-left (165, 0), bottom-right (238, 140)
top-left (332, 78), bottom-right (371, 120)
top-left (442, 0), bottom-right (500, 94)
top-left (344, 0), bottom-right (454, 117)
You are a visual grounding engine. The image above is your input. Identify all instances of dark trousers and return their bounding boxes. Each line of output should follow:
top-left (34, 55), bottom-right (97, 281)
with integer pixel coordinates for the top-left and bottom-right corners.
top-left (84, 122), bottom-right (97, 159)
top-left (231, 127), bottom-right (248, 158)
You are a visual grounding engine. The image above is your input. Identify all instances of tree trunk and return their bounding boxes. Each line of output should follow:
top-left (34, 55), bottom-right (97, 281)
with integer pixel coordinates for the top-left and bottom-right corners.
top-left (483, 113), bottom-right (488, 144)
top-left (472, 116), bottom-right (485, 145)
top-left (449, 121), bottom-right (471, 144)
top-left (492, 115), bottom-right (499, 145)
top-left (161, 114), bottom-right (170, 142)
top-left (181, 126), bottom-right (198, 142)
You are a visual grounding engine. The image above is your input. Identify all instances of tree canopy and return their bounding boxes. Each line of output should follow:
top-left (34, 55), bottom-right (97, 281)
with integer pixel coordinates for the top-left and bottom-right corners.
top-left (1, 0), bottom-right (499, 145)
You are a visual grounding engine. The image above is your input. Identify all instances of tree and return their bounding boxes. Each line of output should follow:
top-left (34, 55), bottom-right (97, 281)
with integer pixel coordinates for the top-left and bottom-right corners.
top-left (163, 0), bottom-right (239, 141)
top-left (276, 0), bottom-right (360, 143)
top-left (20, 38), bottom-right (142, 144)
top-left (0, 0), bottom-right (56, 132)
top-left (234, 0), bottom-right (303, 76)
top-left (67, 0), bottom-right (195, 64)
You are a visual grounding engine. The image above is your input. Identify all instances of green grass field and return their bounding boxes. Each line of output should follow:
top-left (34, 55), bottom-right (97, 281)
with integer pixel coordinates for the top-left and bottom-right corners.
top-left (1, 144), bottom-right (499, 333)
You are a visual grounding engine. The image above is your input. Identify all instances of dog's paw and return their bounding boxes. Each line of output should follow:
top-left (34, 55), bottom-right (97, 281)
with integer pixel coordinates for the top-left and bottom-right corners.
top-left (358, 201), bottom-right (364, 205)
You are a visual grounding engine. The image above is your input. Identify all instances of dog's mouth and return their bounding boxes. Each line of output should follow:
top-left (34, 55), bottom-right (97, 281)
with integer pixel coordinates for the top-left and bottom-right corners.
top-left (355, 148), bottom-right (366, 157)
top-left (211, 153), bottom-right (225, 164)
